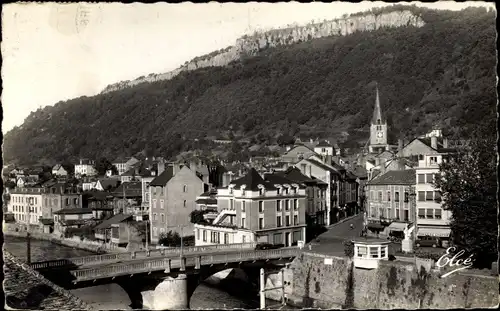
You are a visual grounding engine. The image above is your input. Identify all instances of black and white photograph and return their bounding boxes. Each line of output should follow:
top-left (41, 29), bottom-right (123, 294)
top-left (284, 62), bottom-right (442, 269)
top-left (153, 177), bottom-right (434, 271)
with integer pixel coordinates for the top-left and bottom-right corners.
top-left (1, 1), bottom-right (498, 310)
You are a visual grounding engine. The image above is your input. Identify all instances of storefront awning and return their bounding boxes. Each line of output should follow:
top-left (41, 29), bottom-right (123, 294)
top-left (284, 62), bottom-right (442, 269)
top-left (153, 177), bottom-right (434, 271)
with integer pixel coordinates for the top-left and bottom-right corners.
top-left (387, 222), bottom-right (408, 231)
top-left (417, 227), bottom-right (451, 238)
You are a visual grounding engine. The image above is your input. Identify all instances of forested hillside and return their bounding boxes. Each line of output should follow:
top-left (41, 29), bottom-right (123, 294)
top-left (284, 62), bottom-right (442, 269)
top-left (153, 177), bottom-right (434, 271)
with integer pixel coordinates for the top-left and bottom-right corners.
top-left (3, 6), bottom-right (496, 165)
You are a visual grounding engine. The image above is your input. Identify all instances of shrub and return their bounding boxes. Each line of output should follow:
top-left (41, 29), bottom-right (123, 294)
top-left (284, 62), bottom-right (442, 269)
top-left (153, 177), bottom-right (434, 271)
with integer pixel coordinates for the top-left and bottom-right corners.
top-left (344, 240), bottom-right (354, 257)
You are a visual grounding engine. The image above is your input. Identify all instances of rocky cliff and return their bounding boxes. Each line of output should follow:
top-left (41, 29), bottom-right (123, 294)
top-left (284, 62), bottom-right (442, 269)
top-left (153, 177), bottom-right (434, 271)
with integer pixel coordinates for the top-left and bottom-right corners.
top-left (101, 10), bottom-right (424, 94)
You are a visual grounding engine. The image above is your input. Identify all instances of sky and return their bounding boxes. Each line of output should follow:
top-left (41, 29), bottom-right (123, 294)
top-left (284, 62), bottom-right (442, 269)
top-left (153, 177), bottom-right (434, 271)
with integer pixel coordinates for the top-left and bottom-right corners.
top-left (1, 1), bottom-right (495, 133)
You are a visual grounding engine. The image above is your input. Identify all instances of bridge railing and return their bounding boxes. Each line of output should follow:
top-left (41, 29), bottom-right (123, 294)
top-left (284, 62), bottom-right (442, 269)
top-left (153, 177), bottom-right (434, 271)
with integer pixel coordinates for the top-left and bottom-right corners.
top-left (31, 242), bottom-right (257, 269)
top-left (70, 247), bottom-right (301, 282)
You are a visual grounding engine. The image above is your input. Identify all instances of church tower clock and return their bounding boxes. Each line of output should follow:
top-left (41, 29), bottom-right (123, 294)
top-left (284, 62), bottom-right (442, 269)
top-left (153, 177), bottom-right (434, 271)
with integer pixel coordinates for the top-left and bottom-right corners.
top-left (369, 84), bottom-right (389, 154)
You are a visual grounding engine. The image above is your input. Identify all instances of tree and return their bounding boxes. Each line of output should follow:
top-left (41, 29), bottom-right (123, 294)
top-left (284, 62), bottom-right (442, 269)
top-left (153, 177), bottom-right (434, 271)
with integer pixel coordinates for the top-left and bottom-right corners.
top-left (433, 134), bottom-right (497, 268)
top-left (94, 157), bottom-right (118, 176)
top-left (158, 230), bottom-right (181, 246)
top-left (190, 210), bottom-right (210, 224)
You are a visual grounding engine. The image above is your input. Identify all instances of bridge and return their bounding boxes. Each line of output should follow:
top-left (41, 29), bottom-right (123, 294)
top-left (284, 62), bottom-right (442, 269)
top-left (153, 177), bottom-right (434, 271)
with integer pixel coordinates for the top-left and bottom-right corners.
top-left (30, 244), bottom-right (302, 310)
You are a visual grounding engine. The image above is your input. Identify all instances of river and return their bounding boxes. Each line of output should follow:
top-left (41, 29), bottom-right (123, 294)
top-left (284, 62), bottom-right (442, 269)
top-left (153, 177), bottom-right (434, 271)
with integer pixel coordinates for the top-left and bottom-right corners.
top-left (3, 236), bottom-right (289, 310)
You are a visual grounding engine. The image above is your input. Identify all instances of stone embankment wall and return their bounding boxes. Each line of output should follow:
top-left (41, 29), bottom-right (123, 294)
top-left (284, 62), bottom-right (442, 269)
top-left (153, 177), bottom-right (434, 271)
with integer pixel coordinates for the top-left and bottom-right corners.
top-left (3, 251), bottom-right (94, 310)
top-left (101, 10), bottom-right (424, 94)
top-left (3, 224), bottom-right (127, 254)
top-left (267, 252), bottom-right (498, 309)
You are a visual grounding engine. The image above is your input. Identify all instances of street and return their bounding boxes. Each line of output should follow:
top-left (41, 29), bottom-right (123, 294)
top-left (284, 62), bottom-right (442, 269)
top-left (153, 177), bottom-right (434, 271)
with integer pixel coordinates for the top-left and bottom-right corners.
top-left (306, 214), bottom-right (364, 257)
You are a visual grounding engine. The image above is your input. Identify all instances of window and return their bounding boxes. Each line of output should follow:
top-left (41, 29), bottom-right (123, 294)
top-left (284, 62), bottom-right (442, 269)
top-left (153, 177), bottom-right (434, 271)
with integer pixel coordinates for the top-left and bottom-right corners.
top-left (160, 200), bottom-right (164, 209)
top-left (160, 187), bottom-right (164, 195)
top-left (183, 200), bottom-right (187, 207)
top-left (277, 200), bottom-right (282, 212)
top-left (404, 192), bottom-right (409, 202)
top-left (241, 217), bottom-right (246, 228)
top-left (273, 233), bottom-right (282, 245)
top-left (161, 214), bottom-right (164, 223)
top-left (293, 215), bottom-right (298, 225)
top-left (286, 215), bottom-right (290, 226)
top-left (284, 187), bottom-right (288, 195)
top-left (153, 227), bottom-right (157, 236)
top-left (277, 188), bottom-right (281, 195)
top-left (429, 156), bottom-right (438, 165)
top-left (183, 185), bottom-right (187, 193)
top-left (395, 192), bottom-right (400, 202)
top-left (370, 191), bottom-right (374, 201)
top-left (259, 201), bottom-right (264, 213)
top-left (418, 191), bottom-right (426, 202)
top-left (426, 174), bottom-right (434, 184)
top-left (357, 246), bottom-right (367, 257)
top-left (404, 210), bottom-right (409, 221)
top-left (197, 229), bottom-right (200, 240)
top-left (434, 209), bottom-right (442, 219)
top-left (230, 199), bottom-right (234, 210)
top-left (153, 199), bottom-right (157, 209)
top-left (294, 199), bottom-right (298, 210)
top-left (259, 217), bottom-right (264, 229)
top-left (224, 233), bottom-right (229, 244)
top-left (203, 230), bottom-right (207, 242)
top-left (277, 216), bottom-right (282, 227)
top-left (153, 213), bottom-right (157, 221)
top-left (418, 209), bottom-right (425, 219)
top-left (426, 191), bottom-right (434, 201)
top-left (259, 188), bottom-right (264, 196)
top-left (242, 236), bottom-right (246, 243)
top-left (229, 187), bottom-right (233, 195)
top-left (242, 201), bottom-right (246, 213)
top-left (242, 189), bottom-right (246, 196)
top-left (418, 174), bottom-right (426, 184)
top-left (395, 209), bottom-right (400, 219)
top-left (426, 209), bottom-right (434, 219)
top-left (66, 198), bottom-right (70, 205)
top-left (285, 200), bottom-right (290, 211)
top-left (381, 247), bottom-right (386, 258)
top-left (418, 154), bottom-right (424, 161)
top-left (370, 247), bottom-right (379, 258)
top-left (387, 191), bottom-right (391, 201)
top-left (387, 208), bottom-right (391, 218)
top-left (378, 191), bottom-right (382, 202)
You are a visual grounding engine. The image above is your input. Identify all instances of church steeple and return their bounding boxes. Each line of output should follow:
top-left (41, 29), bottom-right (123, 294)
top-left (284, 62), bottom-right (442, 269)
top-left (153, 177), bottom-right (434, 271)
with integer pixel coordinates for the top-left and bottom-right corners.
top-left (371, 83), bottom-right (384, 125)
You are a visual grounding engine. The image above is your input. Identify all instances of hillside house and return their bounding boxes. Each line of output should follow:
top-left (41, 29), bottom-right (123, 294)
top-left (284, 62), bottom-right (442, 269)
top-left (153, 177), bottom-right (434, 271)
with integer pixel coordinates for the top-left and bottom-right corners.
top-left (75, 159), bottom-right (97, 177)
top-left (51, 164), bottom-right (71, 177)
top-left (53, 208), bottom-right (94, 236)
top-left (112, 181), bottom-right (142, 214)
top-left (112, 156), bottom-right (140, 176)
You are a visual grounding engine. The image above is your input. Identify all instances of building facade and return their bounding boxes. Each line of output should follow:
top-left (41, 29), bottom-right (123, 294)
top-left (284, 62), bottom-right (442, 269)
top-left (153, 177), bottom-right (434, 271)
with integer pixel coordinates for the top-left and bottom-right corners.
top-left (149, 164), bottom-right (207, 244)
top-left (75, 159), bottom-right (97, 177)
top-left (8, 188), bottom-right (44, 225)
top-left (365, 170), bottom-right (416, 237)
top-left (415, 152), bottom-right (453, 246)
top-left (112, 157), bottom-right (140, 176)
top-left (194, 169), bottom-right (307, 246)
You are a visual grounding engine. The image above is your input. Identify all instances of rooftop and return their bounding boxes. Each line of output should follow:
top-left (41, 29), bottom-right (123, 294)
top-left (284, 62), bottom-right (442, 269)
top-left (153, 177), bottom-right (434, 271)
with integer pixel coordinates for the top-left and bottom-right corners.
top-left (54, 208), bottom-right (93, 215)
top-left (367, 169), bottom-right (416, 186)
top-left (94, 213), bottom-right (132, 230)
top-left (149, 166), bottom-right (175, 186)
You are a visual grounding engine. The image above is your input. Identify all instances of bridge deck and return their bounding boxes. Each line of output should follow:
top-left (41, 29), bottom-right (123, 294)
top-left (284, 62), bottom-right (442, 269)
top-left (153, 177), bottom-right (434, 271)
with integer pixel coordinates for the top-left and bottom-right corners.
top-left (70, 247), bottom-right (301, 282)
top-left (30, 243), bottom-right (258, 270)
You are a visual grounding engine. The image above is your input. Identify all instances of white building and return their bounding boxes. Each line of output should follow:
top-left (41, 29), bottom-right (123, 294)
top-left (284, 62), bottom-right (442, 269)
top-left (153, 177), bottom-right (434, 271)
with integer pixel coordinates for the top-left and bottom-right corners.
top-left (52, 164), bottom-right (70, 177)
top-left (415, 137), bottom-right (455, 247)
top-left (8, 188), bottom-right (44, 225)
top-left (75, 159), bottom-right (97, 177)
top-left (112, 157), bottom-right (140, 176)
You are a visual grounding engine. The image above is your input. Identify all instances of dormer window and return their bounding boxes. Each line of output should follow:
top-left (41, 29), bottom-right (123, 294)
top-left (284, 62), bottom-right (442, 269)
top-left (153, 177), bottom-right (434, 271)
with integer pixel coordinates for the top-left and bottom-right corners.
top-left (240, 185), bottom-right (247, 197)
top-left (377, 119), bottom-right (381, 125)
top-left (277, 188), bottom-right (281, 195)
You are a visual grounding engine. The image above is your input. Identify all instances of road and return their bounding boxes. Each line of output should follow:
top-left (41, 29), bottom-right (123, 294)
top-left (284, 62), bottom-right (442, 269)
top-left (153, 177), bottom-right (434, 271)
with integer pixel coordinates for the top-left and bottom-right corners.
top-left (306, 214), bottom-right (364, 257)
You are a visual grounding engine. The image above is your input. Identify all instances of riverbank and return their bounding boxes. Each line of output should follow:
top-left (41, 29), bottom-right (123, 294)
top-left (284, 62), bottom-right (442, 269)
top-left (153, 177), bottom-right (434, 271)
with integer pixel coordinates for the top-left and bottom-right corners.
top-left (3, 223), bottom-right (126, 254)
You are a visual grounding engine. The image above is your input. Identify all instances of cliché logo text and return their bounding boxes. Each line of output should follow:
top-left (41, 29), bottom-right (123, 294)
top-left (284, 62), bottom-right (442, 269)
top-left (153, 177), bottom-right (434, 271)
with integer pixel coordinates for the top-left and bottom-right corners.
top-left (436, 247), bottom-right (474, 278)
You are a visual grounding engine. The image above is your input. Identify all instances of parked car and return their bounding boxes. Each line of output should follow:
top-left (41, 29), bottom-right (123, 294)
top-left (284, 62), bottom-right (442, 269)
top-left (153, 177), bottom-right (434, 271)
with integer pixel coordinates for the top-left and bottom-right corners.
top-left (415, 236), bottom-right (441, 248)
top-left (255, 243), bottom-right (284, 250)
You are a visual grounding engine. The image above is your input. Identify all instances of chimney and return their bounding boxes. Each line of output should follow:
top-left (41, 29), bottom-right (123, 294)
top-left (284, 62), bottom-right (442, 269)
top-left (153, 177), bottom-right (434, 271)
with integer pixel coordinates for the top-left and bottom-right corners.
top-left (443, 138), bottom-right (448, 149)
top-left (398, 139), bottom-right (403, 152)
top-left (157, 161), bottom-right (165, 175)
top-left (380, 159), bottom-right (387, 175)
top-left (431, 136), bottom-right (438, 149)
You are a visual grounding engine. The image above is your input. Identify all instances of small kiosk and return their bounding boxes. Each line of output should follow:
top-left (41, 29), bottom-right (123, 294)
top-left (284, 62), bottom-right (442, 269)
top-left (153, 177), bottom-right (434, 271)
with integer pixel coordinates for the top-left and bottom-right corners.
top-left (353, 238), bottom-right (390, 269)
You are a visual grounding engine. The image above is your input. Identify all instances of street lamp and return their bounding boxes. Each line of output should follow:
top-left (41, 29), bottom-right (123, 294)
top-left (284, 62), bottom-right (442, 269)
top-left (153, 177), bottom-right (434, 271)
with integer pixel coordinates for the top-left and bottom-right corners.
top-left (26, 197), bottom-right (34, 264)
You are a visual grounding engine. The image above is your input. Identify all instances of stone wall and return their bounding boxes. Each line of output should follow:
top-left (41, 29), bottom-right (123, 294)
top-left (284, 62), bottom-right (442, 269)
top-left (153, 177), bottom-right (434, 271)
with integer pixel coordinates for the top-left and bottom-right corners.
top-left (279, 252), bottom-right (498, 309)
top-left (101, 10), bottom-right (424, 94)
